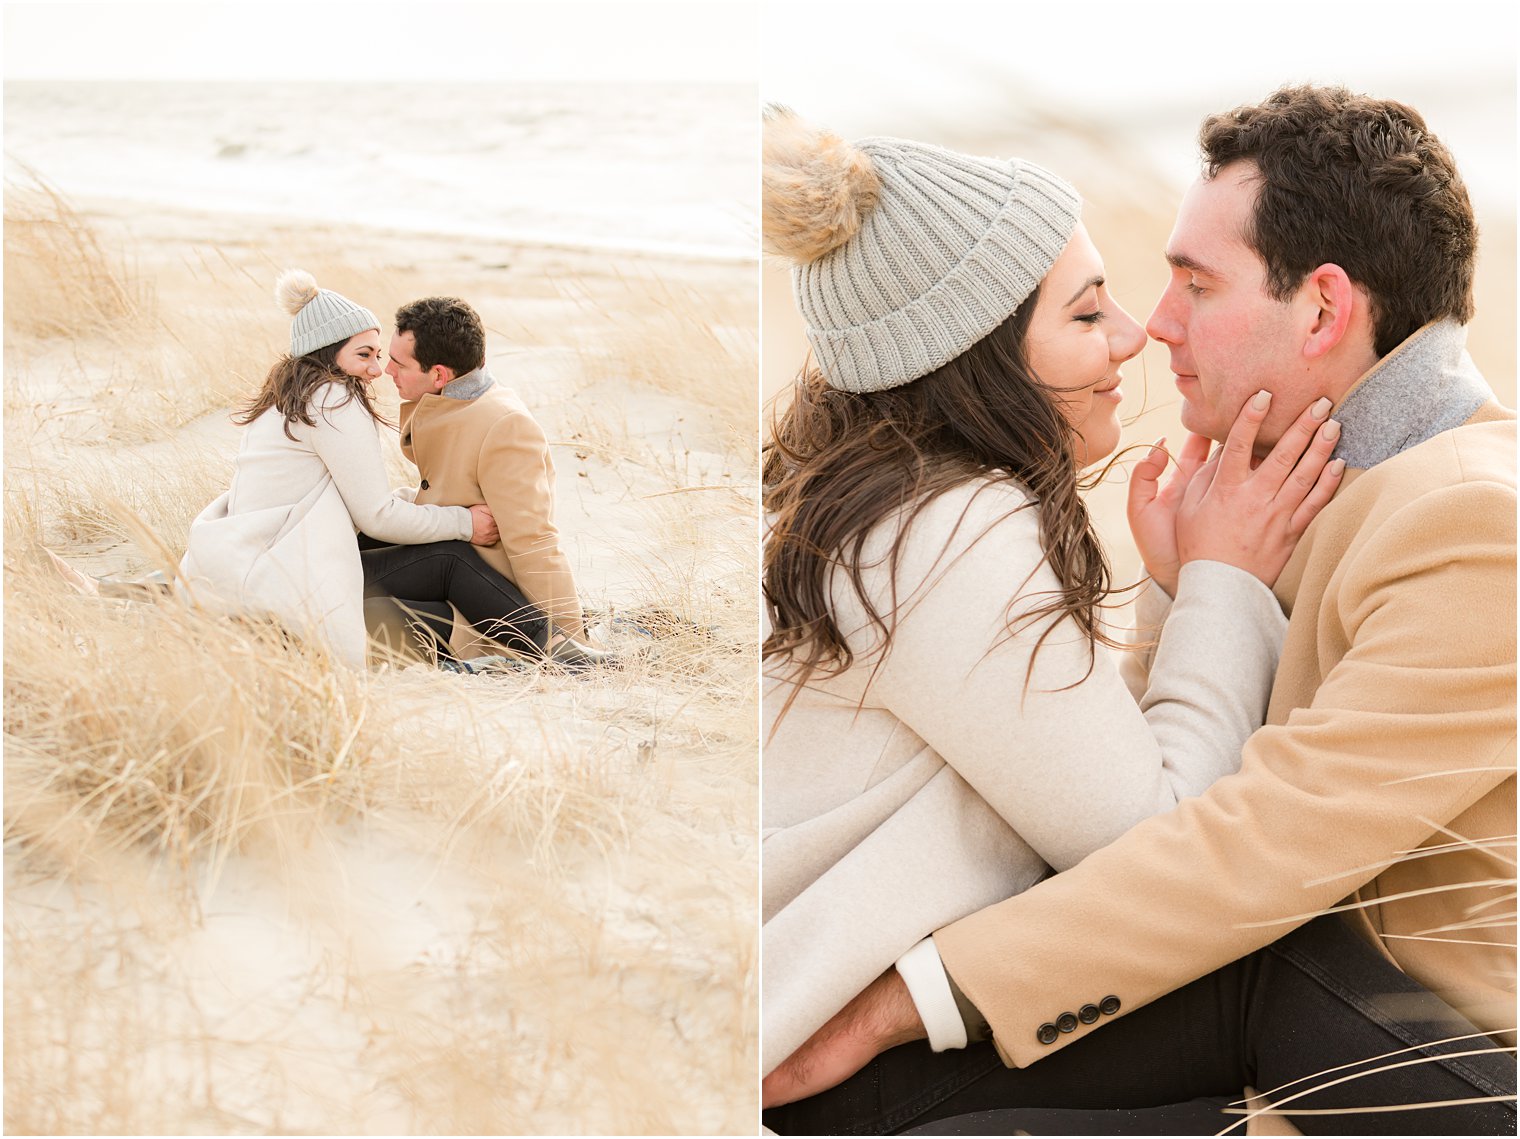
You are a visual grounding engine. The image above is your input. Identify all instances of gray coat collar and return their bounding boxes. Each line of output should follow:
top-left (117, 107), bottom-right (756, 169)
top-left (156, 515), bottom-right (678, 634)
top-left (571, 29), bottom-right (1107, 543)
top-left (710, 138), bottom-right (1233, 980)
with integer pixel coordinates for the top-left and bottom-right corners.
top-left (440, 364), bottom-right (496, 400)
top-left (1332, 319), bottom-right (1492, 470)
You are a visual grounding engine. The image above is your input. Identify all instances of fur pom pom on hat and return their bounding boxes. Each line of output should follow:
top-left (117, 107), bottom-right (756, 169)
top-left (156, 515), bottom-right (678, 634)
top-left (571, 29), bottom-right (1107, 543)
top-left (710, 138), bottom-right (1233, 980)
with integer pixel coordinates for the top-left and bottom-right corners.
top-left (275, 269), bottom-right (380, 358)
top-left (762, 107), bottom-right (1082, 394)
top-left (762, 106), bottom-right (880, 264)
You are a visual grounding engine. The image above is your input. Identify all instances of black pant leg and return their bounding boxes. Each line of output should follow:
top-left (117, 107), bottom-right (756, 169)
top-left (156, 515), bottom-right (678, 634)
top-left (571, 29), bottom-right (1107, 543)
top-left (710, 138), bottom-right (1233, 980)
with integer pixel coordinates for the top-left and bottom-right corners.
top-left (766, 915), bottom-right (1515, 1136)
top-left (360, 540), bottom-right (549, 655)
top-left (364, 595), bottom-right (458, 659)
top-left (905, 1098), bottom-right (1236, 1135)
top-left (1243, 914), bottom-right (1515, 1135)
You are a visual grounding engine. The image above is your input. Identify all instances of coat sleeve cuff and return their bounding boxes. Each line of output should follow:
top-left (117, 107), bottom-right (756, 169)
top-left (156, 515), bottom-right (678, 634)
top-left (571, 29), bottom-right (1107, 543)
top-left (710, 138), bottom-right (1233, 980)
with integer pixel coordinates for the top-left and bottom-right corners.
top-left (895, 937), bottom-right (968, 1051)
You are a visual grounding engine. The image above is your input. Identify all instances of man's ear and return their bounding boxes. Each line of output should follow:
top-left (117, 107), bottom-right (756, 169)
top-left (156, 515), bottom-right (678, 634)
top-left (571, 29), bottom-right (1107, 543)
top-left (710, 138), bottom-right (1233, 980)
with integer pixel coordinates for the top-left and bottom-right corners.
top-left (1300, 263), bottom-right (1358, 360)
top-left (430, 365), bottom-right (456, 393)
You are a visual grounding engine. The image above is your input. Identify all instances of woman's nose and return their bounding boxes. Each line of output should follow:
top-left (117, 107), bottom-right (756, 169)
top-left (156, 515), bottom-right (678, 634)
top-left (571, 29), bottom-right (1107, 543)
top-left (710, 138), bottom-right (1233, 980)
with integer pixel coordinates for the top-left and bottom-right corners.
top-left (1110, 304), bottom-right (1147, 363)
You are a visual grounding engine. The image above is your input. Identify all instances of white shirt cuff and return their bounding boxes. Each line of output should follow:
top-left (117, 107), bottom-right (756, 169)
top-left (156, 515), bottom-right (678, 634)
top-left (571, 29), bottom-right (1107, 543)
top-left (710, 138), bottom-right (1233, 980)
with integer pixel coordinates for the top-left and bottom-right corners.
top-left (895, 937), bottom-right (968, 1052)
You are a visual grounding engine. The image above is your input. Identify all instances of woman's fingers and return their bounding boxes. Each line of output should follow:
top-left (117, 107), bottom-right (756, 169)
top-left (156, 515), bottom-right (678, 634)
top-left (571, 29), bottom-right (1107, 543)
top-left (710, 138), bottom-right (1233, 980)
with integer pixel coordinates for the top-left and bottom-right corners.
top-left (1167, 431), bottom-right (1214, 496)
top-left (1215, 389), bottom-right (1272, 484)
top-left (1277, 414), bottom-right (1342, 508)
top-left (1176, 432), bottom-right (1213, 481)
top-left (1290, 458), bottom-right (1347, 534)
top-left (1127, 436), bottom-right (1169, 514)
top-left (1255, 396), bottom-right (1334, 495)
top-left (1182, 448), bottom-right (1222, 513)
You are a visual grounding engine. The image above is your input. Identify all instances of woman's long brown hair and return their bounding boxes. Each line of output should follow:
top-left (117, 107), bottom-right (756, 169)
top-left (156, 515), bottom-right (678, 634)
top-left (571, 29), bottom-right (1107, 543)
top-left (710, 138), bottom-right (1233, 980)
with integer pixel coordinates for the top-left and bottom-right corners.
top-left (764, 286), bottom-right (1123, 699)
top-left (233, 339), bottom-right (386, 441)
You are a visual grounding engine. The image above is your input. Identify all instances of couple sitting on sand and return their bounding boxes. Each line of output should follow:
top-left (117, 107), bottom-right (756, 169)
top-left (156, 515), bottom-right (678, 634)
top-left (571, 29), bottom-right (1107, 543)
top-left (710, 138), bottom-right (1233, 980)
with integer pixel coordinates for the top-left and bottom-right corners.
top-left (78, 277), bottom-right (614, 673)
top-left (761, 85), bottom-right (1515, 1134)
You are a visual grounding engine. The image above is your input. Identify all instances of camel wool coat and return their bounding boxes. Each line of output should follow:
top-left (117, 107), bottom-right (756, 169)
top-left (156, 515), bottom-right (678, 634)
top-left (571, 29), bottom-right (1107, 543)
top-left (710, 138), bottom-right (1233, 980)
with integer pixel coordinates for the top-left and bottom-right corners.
top-left (934, 318), bottom-right (1517, 1067)
top-left (400, 374), bottom-right (585, 639)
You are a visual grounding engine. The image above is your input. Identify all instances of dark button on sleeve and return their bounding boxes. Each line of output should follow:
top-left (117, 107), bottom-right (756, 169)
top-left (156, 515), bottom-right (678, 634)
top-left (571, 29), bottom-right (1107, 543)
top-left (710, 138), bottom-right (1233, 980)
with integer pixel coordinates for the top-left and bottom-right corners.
top-left (1056, 1012), bottom-right (1079, 1034)
top-left (420, 479), bottom-right (429, 490)
top-left (1099, 995), bottom-right (1121, 1016)
top-left (1036, 1022), bottom-right (1059, 1045)
top-left (1078, 1003), bottom-right (1100, 1024)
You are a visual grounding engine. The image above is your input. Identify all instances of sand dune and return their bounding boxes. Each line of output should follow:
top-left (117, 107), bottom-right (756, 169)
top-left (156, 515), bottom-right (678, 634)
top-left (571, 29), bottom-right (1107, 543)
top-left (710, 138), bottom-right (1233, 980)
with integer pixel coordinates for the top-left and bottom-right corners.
top-left (4, 187), bottom-right (758, 1135)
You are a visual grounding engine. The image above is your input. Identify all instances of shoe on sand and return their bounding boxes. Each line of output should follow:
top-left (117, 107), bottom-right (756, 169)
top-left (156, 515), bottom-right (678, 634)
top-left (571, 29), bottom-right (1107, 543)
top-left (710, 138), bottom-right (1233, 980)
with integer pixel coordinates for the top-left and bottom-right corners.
top-left (548, 635), bottom-right (622, 672)
top-left (437, 655), bottom-right (527, 677)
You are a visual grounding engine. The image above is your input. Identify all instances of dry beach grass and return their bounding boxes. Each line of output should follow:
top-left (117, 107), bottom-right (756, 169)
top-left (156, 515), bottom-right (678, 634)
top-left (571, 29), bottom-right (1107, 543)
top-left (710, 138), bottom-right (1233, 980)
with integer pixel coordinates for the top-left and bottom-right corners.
top-left (4, 181), bottom-right (758, 1135)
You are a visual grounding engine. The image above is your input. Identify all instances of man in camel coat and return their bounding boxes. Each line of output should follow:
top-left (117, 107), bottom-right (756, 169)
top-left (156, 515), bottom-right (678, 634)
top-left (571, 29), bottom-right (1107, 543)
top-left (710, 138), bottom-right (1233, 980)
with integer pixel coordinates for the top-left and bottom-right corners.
top-left (369, 295), bottom-right (611, 668)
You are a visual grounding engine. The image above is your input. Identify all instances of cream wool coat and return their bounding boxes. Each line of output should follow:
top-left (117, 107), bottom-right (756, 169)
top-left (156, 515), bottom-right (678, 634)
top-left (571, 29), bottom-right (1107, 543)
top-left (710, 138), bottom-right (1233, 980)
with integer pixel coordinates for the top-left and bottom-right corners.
top-left (400, 381), bottom-right (585, 639)
top-left (180, 383), bottom-right (473, 668)
top-left (934, 319), bottom-right (1518, 1067)
top-left (762, 476), bottom-right (1291, 1075)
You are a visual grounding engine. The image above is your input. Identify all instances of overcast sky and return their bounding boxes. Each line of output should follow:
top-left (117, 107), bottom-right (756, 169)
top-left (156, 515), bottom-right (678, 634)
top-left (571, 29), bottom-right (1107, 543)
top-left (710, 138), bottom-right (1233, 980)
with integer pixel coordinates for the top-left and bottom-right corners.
top-left (3, 1), bottom-right (759, 83)
top-left (763, 1), bottom-right (1516, 120)
top-left (761, 1), bottom-right (1516, 207)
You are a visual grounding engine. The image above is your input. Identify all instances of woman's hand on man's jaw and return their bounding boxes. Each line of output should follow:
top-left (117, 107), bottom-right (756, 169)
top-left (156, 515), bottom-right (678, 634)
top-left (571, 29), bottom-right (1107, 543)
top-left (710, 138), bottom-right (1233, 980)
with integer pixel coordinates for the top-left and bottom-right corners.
top-left (1127, 391), bottom-right (1346, 594)
top-left (761, 968), bottom-right (927, 1109)
top-left (1174, 391), bottom-right (1344, 590)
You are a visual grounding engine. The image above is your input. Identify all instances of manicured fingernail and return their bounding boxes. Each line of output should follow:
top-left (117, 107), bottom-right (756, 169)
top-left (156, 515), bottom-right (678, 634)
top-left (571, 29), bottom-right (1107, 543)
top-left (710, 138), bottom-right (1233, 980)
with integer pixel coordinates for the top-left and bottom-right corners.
top-left (1311, 397), bottom-right (1333, 420)
top-left (1153, 435), bottom-right (1167, 449)
top-left (1252, 390), bottom-right (1272, 411)
top-left (1329, 459), bottom-right (1346, 475)
top-left (1321, 419), bottom-right (1340, 440)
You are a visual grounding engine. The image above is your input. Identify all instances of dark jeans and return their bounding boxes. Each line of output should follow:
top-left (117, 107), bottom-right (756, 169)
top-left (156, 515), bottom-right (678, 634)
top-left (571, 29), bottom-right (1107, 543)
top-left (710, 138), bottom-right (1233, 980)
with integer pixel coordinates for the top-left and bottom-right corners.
top-left (359, 537), bottom-right (548, 659)
top-left (764, 914), bottom-right (1516, 1136)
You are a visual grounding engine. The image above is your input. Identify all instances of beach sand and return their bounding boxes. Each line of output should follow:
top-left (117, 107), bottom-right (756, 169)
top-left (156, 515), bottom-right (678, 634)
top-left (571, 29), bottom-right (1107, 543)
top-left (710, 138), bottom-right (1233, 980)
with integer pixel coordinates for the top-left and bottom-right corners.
top-left (4, 192), bottom-right (758, 1135)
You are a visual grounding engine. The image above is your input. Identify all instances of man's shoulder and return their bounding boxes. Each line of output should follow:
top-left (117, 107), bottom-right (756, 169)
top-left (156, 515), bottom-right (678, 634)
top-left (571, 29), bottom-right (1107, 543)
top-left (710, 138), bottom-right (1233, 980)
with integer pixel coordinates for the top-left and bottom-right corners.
top-left (470, 383), bottom-right (532, 413)
top-left (1357, 405), bottom-right (1515, 501)
top-left (410, 386), bottom-right (537, 434)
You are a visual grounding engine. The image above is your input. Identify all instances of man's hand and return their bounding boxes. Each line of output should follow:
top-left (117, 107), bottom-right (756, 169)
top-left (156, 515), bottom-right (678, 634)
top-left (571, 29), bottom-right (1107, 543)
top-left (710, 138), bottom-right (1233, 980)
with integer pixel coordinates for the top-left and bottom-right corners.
top-left (468, 504), bottom-right (499, 546)
top-left (761, 968), bottom-right (927, 1109)
top-left (1126, 433), bottom-right (1212, 597)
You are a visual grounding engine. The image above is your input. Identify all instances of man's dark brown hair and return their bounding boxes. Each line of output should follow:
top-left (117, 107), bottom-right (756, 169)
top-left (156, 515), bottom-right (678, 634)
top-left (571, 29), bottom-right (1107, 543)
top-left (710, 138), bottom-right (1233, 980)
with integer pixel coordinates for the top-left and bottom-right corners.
top-left (394, 296), bottom-right (487, 375)
top-left (1200, 84), bottom-right (1477, 358)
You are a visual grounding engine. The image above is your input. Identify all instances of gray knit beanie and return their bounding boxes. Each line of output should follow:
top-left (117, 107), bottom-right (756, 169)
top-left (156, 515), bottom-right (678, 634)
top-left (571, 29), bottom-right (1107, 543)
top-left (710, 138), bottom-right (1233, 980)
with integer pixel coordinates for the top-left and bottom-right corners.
top-left (762, 108), bottom-right (1081, 393)
top-left (274, 269), bottom-right (381, 357)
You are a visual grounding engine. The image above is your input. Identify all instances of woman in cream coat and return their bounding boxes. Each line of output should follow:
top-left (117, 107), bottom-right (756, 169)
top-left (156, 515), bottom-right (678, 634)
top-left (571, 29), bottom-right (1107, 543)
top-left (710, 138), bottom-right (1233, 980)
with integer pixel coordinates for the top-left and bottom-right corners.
top-left (179, 272), bottom-right (498, 669)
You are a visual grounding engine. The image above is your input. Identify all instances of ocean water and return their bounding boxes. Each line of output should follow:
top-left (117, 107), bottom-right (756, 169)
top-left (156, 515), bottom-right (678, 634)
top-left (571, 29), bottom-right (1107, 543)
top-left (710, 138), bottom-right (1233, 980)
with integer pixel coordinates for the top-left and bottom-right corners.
top-left (3, 81), bottom-right (757, 260)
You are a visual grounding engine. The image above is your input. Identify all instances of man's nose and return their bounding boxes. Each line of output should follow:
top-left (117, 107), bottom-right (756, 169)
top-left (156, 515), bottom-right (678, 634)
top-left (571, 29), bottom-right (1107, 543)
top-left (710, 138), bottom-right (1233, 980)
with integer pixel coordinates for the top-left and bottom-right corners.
top-left (1146, 284), bottom-right (1184, 346)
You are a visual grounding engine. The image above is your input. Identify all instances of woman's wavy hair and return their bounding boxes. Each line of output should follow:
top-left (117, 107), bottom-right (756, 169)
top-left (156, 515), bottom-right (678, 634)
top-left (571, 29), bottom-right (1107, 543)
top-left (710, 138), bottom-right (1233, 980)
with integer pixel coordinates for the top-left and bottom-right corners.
top-left (764, 285), bottom-right (1124, 699)
top-left (233, 339), bottom-right (387, 441)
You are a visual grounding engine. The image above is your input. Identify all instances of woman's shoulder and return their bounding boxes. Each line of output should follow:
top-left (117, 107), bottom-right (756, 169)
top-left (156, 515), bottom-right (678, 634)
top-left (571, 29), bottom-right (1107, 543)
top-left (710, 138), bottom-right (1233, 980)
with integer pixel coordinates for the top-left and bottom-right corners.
top-left (305, 379), bottom-right (364, 414)
top-left (879, 475), bottom-right (1039, 558)
top-left (843, 475), bottom-right (1044, 603)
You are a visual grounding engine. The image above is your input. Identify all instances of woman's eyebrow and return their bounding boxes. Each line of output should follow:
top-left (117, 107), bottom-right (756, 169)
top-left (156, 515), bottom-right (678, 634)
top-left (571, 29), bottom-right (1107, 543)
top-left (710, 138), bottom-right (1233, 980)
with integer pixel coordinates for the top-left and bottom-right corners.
top-left (1064, 275), bottom-right (1104, 307)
